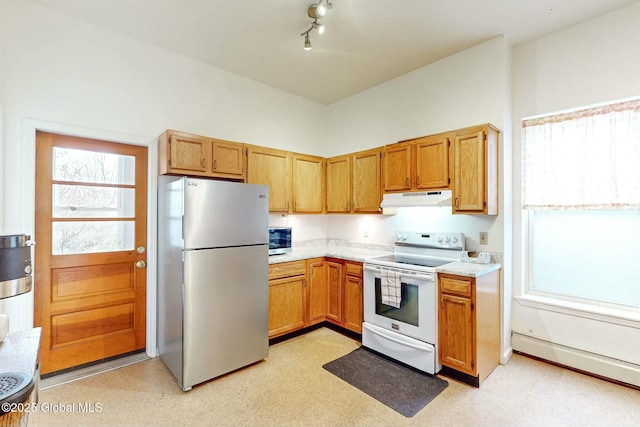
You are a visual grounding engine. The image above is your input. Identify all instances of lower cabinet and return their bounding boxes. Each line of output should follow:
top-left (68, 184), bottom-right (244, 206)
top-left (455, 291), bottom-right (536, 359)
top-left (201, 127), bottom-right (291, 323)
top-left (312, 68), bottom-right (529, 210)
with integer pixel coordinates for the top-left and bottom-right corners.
top-left (268, 258), bottom-right (363, 338)
top-left (268, 260), bottom-right (306, 338)
top-left (438, 270), bottom-right (500, 386)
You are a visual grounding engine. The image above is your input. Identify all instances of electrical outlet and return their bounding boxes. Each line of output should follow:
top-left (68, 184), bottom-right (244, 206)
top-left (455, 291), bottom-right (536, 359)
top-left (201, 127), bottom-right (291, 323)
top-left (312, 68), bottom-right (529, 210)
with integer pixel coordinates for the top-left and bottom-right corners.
top-left (364, 230), bottom-right (369, 238)
top-left (479, 232), bottom-right (488, 245)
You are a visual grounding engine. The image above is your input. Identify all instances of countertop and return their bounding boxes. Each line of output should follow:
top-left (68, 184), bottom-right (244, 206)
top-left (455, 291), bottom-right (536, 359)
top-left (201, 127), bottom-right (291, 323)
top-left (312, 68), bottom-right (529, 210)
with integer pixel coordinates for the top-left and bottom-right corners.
top-left (268, 243), bottom-right (501, 277)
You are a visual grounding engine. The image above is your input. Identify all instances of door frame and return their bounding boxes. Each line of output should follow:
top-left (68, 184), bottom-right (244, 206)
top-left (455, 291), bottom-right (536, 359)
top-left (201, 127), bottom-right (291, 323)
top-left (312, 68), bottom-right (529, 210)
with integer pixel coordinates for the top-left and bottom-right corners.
top-left (16, 118), bottom-right (158, 358)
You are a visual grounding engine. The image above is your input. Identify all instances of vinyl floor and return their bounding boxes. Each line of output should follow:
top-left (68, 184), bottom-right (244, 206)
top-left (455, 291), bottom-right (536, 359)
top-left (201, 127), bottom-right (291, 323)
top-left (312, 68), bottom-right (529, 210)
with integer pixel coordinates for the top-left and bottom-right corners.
top-left (30, 327), bottom-right (640, 427)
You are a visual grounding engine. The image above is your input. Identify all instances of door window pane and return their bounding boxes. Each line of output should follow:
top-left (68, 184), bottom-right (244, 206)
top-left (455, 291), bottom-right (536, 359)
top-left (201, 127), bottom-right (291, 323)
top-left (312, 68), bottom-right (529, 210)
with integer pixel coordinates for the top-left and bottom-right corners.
top-left (52, 221), bottom-right (135, 255)
top-left (53, 147), bottom-right (135, 185)
top-left (53, 185), bottom-right (135, 218)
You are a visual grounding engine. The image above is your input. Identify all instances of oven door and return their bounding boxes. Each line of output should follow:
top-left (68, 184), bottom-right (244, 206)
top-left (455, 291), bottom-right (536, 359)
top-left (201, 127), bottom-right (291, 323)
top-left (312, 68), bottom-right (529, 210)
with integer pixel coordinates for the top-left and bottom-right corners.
top-left (363, 264), bottom-right (437, 344)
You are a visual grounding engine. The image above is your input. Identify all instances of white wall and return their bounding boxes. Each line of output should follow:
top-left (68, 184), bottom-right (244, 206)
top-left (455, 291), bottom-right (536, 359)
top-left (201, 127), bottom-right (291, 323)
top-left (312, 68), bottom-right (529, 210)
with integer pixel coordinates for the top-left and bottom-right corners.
top-left (512, 1), bottom-right (640, 386)
top-left (0, 0), bottom-right (325, 337)
top-left (322, 36), bottom-right (513, 361)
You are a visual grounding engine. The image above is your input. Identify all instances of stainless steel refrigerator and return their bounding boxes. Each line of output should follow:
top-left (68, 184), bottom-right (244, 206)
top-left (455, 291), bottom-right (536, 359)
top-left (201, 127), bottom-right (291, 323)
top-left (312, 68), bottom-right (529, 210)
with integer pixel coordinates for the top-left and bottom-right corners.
top-left (158, 176), bottom-right (269, 391)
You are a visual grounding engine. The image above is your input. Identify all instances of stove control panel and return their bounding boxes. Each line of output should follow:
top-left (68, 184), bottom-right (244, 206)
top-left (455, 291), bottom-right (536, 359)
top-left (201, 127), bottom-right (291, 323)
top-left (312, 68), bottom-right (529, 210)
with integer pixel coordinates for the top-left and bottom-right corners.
top-left (394, 231), bottom-right (465, 250)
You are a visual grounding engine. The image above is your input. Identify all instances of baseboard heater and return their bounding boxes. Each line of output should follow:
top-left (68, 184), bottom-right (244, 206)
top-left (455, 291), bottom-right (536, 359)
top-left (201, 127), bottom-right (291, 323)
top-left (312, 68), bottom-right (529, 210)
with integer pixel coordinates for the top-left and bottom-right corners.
top-left (511, 332), bottom-right (640, 388)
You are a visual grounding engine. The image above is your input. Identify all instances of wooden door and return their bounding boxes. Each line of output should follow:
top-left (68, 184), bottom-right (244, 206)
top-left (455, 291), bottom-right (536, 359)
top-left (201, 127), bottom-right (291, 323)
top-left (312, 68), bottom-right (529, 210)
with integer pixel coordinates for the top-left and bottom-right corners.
top-left (307, 260), bottom-right (327, 325)
top-left (383, 143), bottom-right (412, 192)
top-left (352, 148), bottom-right (382, 213)
top-left (168, 131), bottom-right (207, 174)
top-left (415, 134), bottom-right (450, 190)
top-left (326, 262), bottom-right (342, 323)
top-left (326, 155), bottom-right (351, 213)
top-left (343, 274), bottom-right (363, 333)
top-left (453, 129), bottom-right (485, 212)
top-left (247, 146), bottom-right (290, 212)
top-left (34, 132), bottom-right (148, 375)
top-left (268, 276), bottom-right (305, 338)
top-left (211, 139), bottom-right (245, 179)
top-left (291, 154), bottom-right (324, 213)
top-left (438, 293), bottom-right (475, 375)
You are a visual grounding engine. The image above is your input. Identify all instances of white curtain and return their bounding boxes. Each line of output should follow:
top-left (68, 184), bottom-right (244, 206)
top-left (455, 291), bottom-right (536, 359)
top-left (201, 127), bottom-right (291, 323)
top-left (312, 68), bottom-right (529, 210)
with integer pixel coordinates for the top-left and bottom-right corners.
top-left (522, 98), bottom-right (640, 209)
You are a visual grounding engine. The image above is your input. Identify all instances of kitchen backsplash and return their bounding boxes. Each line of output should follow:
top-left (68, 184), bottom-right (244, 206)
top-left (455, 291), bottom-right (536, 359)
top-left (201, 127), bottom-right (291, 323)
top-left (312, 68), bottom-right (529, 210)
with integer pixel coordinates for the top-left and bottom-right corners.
top-left (294, 238), bottom-right (394, 253)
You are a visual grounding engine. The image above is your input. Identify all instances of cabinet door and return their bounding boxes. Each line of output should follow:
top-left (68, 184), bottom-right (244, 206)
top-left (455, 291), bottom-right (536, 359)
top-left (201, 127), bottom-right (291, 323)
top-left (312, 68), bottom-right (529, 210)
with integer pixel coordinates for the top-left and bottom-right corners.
top-left (343, 273), bottom-right (363, 333)
top-left (415, 134), bottom-right (450, 190)
top-left (326, 262), bottom-right (343, 323)
top-left (292, 154), bottom-right (325, 213)
top-left (268, 275), bottom-right (305, 338)
top-left (307, 260), bottom-right (327, 325)
top-left (211, 139), bottom-right (245, 179)
top-left (383, 143), bottom-right (412, 192)
top-left (352, 148), bottom-right (382, 213)
top-left (247, 146), bottom-right (290, 213)
top-left (168, 133), bottom-right (207, 174)
top-left (439, 293), bottom-right (475, 375)
top-left (452, 129), bottom-right (486, 213)
top-left (326, 155), bottom-right (351, 213)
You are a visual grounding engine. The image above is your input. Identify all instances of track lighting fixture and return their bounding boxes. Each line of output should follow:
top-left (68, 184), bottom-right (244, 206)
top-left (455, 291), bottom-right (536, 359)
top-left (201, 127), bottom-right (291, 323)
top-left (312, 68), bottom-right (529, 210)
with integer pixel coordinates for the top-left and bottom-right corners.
top-left (300, 1), bottom-right (333, 51)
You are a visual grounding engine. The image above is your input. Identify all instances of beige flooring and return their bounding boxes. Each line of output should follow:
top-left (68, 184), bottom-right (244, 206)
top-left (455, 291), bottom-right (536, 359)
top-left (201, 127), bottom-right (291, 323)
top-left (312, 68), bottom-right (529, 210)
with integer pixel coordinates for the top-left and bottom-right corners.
top-left (30, 328), bottom-right (640, 427)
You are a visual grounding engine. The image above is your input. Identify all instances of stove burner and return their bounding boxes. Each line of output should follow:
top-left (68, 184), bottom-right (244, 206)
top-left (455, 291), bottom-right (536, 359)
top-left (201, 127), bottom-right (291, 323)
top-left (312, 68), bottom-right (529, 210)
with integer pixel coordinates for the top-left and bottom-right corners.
top-left (0, 372), bottom-right (34, 413)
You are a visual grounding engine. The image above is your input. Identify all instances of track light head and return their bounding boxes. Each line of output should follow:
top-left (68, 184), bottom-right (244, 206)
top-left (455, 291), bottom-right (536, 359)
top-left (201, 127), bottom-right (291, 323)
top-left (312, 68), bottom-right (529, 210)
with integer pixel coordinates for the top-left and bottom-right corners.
top-left (304, 34), bottom-right (312, 51)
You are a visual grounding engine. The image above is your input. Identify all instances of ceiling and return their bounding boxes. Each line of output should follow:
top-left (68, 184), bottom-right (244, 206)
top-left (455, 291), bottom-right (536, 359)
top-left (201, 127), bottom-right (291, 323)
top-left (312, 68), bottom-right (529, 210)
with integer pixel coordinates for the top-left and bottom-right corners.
top-left (31, 0), bottom-right (638, 105)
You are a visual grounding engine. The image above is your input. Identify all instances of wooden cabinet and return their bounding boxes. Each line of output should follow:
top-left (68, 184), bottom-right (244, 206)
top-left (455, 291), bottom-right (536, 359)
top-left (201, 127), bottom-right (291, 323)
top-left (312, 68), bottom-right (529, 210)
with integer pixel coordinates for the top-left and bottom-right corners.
top-left (352, 148), bottom-right (382, 213)
top-left (326, 148), bottom-right (382, 214)
top-left (438, 270), bottom-right (500, 387)
top-left (268, 260), bottom-right (306, 338)
top-left (383, 142), bottom-right (413, 192)
top-left (326, 155), bottom-right (351, 213)
top-left (292, 153), bottom-right (325, 213)
top-left (307, 259), bottom-right (328, 325)
top-left (342, 261), bottom-right (364, 333)
top-left (158, 130), bottom-right (246, 180)
top-left (415, 133), bottom-right (451, 190)
top-left (326, 261), bottom-right (343, 323)
top-left (247, 145), bottom-right (291, 213)
top-left (383, 133), bottom-right (451, 193)
top-left (452, 124), bottom-right (499, 215)
top-left (269, 258), bottom-right (364, 338)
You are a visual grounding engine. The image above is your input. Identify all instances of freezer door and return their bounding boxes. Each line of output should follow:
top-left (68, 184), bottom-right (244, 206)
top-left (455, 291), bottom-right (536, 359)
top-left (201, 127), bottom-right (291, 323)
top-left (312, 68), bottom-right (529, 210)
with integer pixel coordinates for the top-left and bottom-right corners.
top-left (183, 178), bottom-right (268, 249)
top-left (182, 244), bottom-right (268, 388)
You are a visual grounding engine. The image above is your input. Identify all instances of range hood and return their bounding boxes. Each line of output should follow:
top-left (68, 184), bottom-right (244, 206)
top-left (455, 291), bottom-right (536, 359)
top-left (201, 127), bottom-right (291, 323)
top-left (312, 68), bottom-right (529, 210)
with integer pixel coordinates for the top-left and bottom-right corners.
top-left (380, 190), bottom-right (452, 208)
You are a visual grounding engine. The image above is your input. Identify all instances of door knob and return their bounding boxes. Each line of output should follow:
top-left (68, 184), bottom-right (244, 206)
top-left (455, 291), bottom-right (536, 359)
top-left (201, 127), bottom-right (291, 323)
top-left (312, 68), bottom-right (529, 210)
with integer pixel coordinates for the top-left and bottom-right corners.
top-left (136, 261), bottom-right (146, 269)
top-left (137, 246), bottom-right (146, 254)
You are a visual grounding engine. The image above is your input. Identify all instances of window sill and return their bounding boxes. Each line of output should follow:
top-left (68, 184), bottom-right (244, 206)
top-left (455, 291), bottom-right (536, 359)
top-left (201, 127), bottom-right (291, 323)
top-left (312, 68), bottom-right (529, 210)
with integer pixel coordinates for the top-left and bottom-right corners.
top-left (514, 294), bottom-right (640, 329)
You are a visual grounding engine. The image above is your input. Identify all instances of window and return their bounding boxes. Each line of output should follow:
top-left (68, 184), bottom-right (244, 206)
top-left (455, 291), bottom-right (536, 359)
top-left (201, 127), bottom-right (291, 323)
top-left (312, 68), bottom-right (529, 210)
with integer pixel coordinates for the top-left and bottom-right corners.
top-left (522, 98), bottom-right (640, 310)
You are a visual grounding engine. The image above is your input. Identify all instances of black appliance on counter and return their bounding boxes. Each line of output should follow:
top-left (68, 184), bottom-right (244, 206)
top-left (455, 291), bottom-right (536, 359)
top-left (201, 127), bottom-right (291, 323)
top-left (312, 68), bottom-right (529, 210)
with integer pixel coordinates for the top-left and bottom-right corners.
top-left (0, 234), bottom-right (34, 300)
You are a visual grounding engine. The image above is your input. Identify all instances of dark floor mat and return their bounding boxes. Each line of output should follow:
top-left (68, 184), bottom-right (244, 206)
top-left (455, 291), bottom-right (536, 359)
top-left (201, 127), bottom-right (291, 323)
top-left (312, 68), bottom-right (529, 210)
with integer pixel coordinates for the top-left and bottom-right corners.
top-left (322, 347), bottom-right (448, 418)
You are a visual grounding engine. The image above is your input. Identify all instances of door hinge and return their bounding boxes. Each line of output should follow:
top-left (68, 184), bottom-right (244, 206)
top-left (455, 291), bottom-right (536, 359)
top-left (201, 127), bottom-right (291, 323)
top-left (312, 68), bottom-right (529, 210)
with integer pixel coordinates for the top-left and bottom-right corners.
top-left (168, 159), bottom-right (172, 167)
top-left (483, 201), bottom-right (487, 208)
top-left (471, 360), bottom-right (475, 369)
top-left (448, 177), bottom-right (450, 184)
top-left (471, 302), bottom-right (475, 310)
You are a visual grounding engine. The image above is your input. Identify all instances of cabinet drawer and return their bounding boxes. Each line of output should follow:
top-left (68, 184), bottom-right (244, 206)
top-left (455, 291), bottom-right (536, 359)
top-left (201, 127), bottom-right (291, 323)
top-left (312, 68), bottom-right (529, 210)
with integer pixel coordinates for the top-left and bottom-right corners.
top-left (440, 276), bottom-right (472, 297)
top-left (344, 262), bottom-right (362, 277)
top-left (269, 261), bottom-right (306, 280)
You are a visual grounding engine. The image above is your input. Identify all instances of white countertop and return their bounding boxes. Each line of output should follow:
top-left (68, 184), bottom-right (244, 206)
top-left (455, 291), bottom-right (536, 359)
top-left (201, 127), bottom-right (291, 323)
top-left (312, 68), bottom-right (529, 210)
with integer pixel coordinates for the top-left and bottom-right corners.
top-left (436, 261), bottom-right (502, 278)
top-left (269, 243), bottom-right (501, 278)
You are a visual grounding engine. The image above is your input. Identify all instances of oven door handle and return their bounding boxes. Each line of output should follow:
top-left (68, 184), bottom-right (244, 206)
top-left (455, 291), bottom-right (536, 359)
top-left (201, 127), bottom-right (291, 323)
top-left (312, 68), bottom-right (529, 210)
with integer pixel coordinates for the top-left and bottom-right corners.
top-left (363, 265), bottom-right (434, 282)
top-left (364, 324), bottom-right (433, 352)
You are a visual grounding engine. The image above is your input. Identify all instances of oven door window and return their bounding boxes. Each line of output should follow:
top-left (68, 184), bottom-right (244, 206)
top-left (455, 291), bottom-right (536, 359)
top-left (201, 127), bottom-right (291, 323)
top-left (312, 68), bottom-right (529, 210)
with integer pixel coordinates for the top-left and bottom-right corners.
top-left (374, 278), bottom-right (418, 326)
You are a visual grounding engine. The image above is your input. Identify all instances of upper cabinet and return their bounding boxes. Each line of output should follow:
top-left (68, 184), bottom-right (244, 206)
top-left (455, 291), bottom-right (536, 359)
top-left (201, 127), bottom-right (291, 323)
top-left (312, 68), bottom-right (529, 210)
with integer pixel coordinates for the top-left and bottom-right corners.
top-left (415, 133), bottom-right (451, 190)
top-left (352, 148), bottom-right (382, 213)
top-left (246, 145), bottom-right (290, 213)
top-left (326, 154), bottom-right (351, 213)
top-left (383, 133), bottom-right (451, 193)
top-left (451, 124), bottom-right (499, 215)
top-left (291, 153), bottom-right (325, 214)
top-left (158, 130), bottom-right (246, 181)
top-left (382, 142), bottom-right (412, 192)
top-left (326, 147), bottom-right (382, 214)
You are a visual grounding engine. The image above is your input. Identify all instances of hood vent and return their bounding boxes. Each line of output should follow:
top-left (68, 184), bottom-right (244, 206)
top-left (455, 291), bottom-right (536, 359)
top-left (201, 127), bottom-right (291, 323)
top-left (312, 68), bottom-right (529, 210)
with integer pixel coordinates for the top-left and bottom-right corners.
top-left (380, 190), bottom-right (452, 208)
